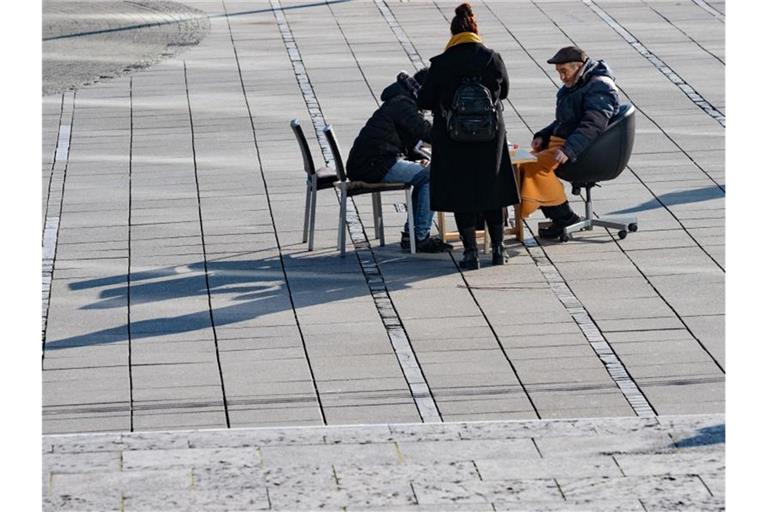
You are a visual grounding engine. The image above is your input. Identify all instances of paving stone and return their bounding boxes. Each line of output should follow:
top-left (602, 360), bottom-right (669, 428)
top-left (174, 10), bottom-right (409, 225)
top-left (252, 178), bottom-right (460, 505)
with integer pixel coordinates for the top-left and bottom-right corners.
top-left (614, 452), bottom-right (723, 476)
top-left (260, 442), bottom-right (400, 467)
top-left (412, 478), bottom-right (563, 505)
top-left (44, 451), bottom-right (122, 474)
top-left (557, 475), bottom-right (711, 501)
top-left (397, 438), bottom-right (540, 463)
top-left (47, 433), bottom-right (123, 454)
top-left (122, 446), bottom-right (261, 471)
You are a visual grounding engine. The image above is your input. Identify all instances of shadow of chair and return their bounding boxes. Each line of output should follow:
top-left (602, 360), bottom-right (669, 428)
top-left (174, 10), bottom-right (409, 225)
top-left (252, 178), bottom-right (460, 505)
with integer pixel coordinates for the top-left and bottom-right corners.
top-left (322, 125), bottom-right (416, 256)
top-left (547, 103), bottom-right (639, 242)
top-left (290, 119), bottom-right (338, 251)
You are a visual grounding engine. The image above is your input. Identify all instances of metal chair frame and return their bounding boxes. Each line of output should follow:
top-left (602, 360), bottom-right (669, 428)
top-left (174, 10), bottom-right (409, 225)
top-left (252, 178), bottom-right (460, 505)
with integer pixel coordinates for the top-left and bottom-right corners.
top-left (290, 119), bottom-right (336, 251)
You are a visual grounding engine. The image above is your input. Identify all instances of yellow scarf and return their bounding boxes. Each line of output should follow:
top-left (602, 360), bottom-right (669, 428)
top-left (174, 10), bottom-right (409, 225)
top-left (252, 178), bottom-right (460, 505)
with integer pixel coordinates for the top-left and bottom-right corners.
top-left (445, 32), bottom-right (483, 50)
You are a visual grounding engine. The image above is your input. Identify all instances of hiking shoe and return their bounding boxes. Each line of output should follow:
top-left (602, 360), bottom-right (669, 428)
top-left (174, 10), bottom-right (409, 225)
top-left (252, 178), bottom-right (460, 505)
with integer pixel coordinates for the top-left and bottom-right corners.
top-left (415, 235), bottom-right (453, 253)
top-left (538, 214), bottom-right (581, 239)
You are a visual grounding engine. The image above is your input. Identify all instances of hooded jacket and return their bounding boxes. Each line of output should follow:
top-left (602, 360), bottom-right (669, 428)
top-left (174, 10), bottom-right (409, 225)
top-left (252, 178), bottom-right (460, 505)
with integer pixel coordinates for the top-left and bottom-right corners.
top-left (535, 59), bottom-right (620, 162)
top-left (346, 73), bottom-right (432, 183)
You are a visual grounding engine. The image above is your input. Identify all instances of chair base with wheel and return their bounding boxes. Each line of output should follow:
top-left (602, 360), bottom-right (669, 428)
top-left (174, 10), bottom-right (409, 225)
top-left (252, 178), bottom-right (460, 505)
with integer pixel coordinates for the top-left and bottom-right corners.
top-left (538, 183), bottom-right (638, 242)
top-left (541, 103), bottom-right (639, 242)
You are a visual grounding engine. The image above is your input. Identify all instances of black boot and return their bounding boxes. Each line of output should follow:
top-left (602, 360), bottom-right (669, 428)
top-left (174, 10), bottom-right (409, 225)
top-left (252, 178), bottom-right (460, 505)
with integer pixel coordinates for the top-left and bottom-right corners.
top-left (539, 202), bottom-right (580, 239)
top-left (458, 227), bottom-right (479, 270)
top-left (489, 223), bottom-right (508, 265)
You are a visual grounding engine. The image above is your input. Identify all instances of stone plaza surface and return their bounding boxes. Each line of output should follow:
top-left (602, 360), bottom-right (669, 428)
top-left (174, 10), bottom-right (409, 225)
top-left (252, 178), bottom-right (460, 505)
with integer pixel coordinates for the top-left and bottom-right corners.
top-left (43, 414), bottom-right (724, 511)
top-left (42, 0), bottom-right (725, 509)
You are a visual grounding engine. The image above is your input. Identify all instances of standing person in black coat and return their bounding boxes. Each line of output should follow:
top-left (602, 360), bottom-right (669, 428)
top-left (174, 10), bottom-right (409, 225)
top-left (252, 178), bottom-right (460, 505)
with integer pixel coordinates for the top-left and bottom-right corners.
top-left (347, 70), bottom-right (451, 253)
top-left (417, 3), bottom-right (518, 270)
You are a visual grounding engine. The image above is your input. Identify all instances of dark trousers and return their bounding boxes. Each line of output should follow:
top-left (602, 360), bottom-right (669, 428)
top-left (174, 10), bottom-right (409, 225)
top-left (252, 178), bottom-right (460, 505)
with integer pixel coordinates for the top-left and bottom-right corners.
top-left (454, 209), bottom-right (505, 245)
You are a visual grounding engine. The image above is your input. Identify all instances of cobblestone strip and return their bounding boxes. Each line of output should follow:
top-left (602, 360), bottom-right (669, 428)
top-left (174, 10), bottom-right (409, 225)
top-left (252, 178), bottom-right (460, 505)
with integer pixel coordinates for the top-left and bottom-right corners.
top-left (270, 0), bottom-right (441, 423)
top-left (690, 0), bottom-right (725, 22)
top-left (584, 0), bottom-right (725, 127)
top-left (42, 91), bottom-right (75, 347)
top-left (374, 0), bottom-right (427, 69)
top-left (523, 236), bottom-right (656, 417)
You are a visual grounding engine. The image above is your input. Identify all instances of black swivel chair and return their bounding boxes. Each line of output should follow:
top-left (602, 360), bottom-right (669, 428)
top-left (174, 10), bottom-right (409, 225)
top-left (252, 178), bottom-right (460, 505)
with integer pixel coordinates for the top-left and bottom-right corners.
top-left (290, 119), bottom-right (338, 251)
top-left (546, 103), bottom-right (639, 242)
top-left (322, 125), bottom-right (416, 256)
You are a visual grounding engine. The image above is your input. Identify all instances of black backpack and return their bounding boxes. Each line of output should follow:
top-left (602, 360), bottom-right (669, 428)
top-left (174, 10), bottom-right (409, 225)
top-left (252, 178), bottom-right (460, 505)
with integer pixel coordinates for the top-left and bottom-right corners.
top-left (445, 76), bottom-right (499, 142)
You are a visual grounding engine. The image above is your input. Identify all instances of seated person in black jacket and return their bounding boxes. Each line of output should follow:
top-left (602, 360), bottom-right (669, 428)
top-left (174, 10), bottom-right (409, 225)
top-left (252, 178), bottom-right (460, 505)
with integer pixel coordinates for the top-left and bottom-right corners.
top-left (346, 69), bottom-right (451, 253)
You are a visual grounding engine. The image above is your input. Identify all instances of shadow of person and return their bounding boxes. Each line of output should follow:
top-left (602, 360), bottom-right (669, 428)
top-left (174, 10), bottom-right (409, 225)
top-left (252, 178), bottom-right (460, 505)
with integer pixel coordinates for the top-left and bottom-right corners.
top-left (44, 249), bottom-right (457, 350)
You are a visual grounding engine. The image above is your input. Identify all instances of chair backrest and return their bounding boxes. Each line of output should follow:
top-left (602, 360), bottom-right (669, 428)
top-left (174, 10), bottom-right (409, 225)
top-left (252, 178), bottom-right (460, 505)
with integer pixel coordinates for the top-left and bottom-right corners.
top-left (555, 103), bottom-right (636, 185)
top-left (322, 125), bottom-right (347, 182)
top-left (290, 119), bottom-right (317, 177)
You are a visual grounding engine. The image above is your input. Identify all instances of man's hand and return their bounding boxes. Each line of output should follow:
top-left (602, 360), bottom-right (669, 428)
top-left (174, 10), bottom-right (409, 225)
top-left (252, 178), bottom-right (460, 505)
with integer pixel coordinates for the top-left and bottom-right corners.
top-left (531, 136), bottom-right (544, 152)
top-left (554, 149), bottom-right (569, 164)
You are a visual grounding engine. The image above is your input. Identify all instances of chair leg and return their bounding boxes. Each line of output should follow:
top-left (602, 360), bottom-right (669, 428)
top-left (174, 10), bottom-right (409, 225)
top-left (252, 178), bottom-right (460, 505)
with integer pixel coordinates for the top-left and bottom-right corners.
top-left (405, 188), bottom-right (416, 254)
top-left (308, 187), bottom-right (317, 252)
top-left (371, 192), bottom-right (382, 242)
top-left (302, 183), bottom-right (311, 243)
top-left (338, 187), bottom-right (348, 257)
top-left (375, 192), bottom-right (385, 246)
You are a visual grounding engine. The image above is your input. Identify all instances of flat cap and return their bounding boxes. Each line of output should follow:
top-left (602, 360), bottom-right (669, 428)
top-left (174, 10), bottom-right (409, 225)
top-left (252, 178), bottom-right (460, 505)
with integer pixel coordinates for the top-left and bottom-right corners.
top-left (546, 46), bottom-right (587, 64)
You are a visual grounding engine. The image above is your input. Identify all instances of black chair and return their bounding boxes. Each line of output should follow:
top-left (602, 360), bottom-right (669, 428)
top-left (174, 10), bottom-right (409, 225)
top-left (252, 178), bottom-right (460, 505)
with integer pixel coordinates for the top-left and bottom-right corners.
top-left (322, 125), bottom-right (416, 256)
top-left (546, 103), bottom-right (639, 242)
top-left (290, 119), bottom-right (337, 251)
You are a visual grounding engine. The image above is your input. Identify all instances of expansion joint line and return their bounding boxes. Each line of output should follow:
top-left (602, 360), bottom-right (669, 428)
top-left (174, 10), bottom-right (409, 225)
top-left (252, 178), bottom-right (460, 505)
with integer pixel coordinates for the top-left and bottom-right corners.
top-left (42, 91), bottom-right (75, 354)
top-left (128, 77), bottom-right (135, 431)
top-left (272, 0), bottom-right (441, 422)
top-left (182, 60), bottom-right (231, 428)
top-left (584, 0), bottom-right (725, 127)
top-left (378, 0), bottom-right (541, 418)
top-left (222, 0), bottom-right (327, 425)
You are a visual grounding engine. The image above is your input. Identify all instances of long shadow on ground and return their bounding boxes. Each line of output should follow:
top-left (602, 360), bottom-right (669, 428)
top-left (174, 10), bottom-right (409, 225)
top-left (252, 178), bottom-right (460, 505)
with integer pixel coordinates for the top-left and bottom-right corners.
top-left (45, 250), bottom-right (456, 350)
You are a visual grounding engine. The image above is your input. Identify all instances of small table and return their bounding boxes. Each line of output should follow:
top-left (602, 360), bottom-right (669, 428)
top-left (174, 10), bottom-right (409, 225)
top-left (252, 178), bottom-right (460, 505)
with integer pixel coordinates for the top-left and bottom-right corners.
top-left (437, 147), bottom-right (537, 246)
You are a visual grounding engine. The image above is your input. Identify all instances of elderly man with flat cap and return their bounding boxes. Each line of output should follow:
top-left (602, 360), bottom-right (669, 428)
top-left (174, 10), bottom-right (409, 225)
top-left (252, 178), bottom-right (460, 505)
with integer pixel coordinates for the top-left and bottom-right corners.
top-left (518, 46), bottom-right (619, 238)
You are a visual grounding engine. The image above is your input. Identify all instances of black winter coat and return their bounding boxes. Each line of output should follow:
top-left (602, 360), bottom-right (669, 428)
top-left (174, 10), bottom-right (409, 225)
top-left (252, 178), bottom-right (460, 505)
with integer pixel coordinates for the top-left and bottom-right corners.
top-left (346, 76), bottom-right (432, 183)
top-left (535, 59), bottom-right (620, 162)
top-left (417, 42), bottom-right (518, 213)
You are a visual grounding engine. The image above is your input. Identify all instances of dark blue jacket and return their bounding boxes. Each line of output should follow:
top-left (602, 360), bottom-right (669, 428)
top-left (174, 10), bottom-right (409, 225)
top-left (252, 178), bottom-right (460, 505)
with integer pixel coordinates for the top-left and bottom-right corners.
top-left (346, 74), bottom-right (432, 183)
top-left (535, 59), bottom-right (619, 162)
